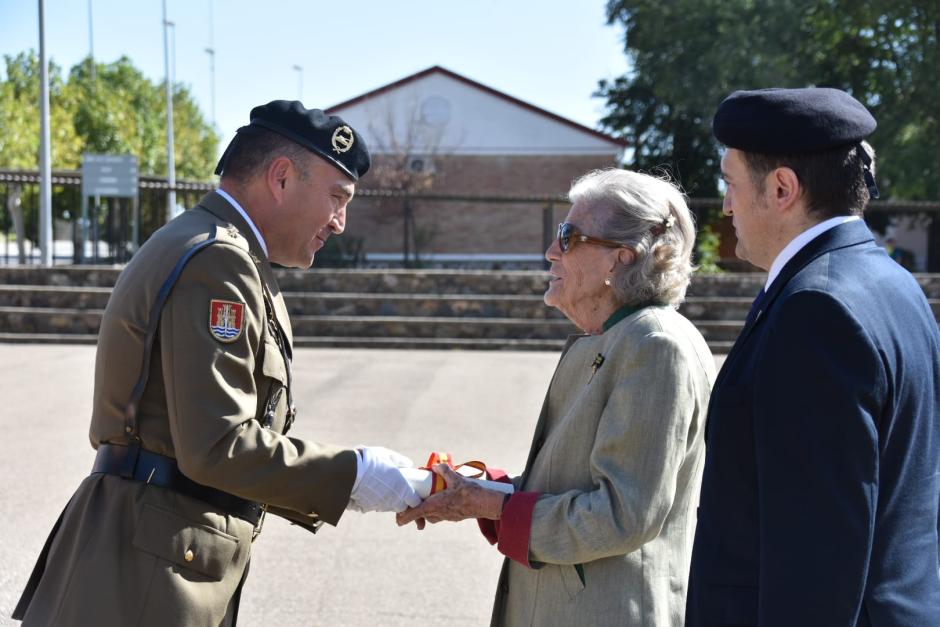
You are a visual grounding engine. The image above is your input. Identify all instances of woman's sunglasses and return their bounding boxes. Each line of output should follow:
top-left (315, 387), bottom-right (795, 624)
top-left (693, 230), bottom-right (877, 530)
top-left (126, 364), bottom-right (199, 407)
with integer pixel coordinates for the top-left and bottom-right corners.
top-left (556, 222), bottom-right (628, 253)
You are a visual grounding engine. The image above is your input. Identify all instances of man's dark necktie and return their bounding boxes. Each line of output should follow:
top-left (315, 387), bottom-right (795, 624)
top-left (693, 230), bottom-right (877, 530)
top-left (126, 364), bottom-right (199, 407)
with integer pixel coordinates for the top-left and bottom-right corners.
top-left (744, 288), bottom-right (766, 328)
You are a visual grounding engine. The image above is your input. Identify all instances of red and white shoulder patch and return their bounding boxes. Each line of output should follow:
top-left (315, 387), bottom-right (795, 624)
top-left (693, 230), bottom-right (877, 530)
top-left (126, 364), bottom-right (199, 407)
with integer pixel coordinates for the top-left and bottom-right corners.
top-left (209, 299), bottom-right (245, 342)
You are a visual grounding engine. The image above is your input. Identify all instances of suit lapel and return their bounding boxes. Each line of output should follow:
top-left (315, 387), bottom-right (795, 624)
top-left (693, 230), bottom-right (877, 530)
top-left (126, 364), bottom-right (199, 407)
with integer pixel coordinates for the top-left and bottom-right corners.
top-left (715, 220), bottom-right (875, 387)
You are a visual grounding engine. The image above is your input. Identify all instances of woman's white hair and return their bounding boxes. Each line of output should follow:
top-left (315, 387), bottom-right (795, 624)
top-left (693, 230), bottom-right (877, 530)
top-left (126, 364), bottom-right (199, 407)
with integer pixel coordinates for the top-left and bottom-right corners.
top-left (568, 168), bottom-right (697, 307)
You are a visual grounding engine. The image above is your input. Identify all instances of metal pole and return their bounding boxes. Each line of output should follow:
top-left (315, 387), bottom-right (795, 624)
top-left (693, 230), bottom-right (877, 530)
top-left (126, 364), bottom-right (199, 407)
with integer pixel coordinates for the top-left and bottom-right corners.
top-left (79, 192), bottom-right (87, 263)
top-left (292, 64), bottom-right (303, 101)
top-left (88, 0), bottom-right (95, 84)
top-left (205, 0), bottom-right (215, 127)
top-left (132, 195), bottom-right (140, 252)
top-left (38, 0), bottom-right (53, 266)
top-left (92, 198), bottom-right (98, 264)
top-left (162, 0), bottom-right (176, 223)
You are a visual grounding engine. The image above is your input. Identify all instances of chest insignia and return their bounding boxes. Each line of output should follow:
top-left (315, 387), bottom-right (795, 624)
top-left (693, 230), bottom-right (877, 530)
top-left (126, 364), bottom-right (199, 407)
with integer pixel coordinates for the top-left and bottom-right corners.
top-left (209, 299), bottom-right (245, 342)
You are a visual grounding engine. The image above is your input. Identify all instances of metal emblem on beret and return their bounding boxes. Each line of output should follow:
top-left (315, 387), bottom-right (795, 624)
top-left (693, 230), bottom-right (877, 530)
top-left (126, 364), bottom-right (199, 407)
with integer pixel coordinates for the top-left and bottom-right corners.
top-left (209, 299), bottom-right (245, 342)
top-left (331, 125), bottom-right (354, 154)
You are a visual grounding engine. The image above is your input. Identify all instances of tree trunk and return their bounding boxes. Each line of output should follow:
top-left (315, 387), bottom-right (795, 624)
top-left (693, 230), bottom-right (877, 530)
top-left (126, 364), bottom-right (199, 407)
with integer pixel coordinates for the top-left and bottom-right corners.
top-left (402, 200), bottom-right (412, 267)
top-left (5, 184), bottom-right (27, 264)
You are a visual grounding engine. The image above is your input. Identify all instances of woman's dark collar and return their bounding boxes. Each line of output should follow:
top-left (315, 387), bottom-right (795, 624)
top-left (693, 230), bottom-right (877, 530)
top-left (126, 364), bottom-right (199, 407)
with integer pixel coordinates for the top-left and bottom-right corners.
top-left (602, 301), bottom-right (663, 332)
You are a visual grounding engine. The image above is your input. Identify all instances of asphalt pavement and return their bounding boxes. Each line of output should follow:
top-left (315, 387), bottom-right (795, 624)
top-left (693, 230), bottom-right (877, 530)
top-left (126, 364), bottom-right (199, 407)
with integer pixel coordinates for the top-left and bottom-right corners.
top-left (0, 345), bottom-right (724, 626)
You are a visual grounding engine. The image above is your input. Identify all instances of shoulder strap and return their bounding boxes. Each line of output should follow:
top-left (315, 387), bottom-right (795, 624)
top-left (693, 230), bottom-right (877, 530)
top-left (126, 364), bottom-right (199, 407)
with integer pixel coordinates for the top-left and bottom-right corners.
top-left (123, 231), bottom-right (219, 441)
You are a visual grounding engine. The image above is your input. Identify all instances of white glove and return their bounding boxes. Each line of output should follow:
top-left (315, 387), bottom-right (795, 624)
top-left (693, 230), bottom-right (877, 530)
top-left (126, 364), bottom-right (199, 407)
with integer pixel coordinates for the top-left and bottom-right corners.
top-left (347, 446), bottom-right (422, 513)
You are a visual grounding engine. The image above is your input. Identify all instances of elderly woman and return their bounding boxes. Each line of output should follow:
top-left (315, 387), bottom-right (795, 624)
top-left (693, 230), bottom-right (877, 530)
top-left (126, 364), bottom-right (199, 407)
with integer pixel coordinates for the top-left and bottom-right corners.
top-left (398, 168), bottom-right (716, 626)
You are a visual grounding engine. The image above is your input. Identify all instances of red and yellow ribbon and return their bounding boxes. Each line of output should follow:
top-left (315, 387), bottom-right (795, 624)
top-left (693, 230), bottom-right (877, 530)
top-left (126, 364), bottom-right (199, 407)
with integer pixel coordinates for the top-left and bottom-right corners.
top-left (422, 452), bottom-right (488, 495)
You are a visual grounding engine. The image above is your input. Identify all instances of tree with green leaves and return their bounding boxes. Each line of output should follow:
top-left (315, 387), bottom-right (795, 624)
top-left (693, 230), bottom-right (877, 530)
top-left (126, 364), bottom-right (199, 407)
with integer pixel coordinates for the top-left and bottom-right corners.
top-left (66, 56), bottom-right (218, 179)
top-left (0, 51), bottom-right (218, 259)
top-left (0, 52), bottom-right (82, 261)
top-left (598, 0), bottom-right (939, 201)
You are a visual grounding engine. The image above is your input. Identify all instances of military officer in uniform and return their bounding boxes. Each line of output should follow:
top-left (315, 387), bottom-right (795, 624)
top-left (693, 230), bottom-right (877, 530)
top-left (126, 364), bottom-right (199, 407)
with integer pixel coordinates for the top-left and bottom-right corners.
top-left (685, 88), bottom-right (940, 625)
top-left (13, 101), bottom-right (421, 626)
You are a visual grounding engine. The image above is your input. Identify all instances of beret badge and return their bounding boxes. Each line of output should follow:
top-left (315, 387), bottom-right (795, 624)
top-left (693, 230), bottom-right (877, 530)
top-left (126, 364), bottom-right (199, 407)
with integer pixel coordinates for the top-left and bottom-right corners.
top-left (331, 126), bottom-right (355, 154)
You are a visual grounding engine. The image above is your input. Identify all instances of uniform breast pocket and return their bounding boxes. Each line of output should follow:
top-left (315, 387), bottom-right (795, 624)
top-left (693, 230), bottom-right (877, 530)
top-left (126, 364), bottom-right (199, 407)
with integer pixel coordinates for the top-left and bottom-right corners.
top-left (132, 504), bottom-right (239, 581)
top-left (261, 335), bottom-right (288, 385)
top-left (260, 335), bottom-right (289, 428)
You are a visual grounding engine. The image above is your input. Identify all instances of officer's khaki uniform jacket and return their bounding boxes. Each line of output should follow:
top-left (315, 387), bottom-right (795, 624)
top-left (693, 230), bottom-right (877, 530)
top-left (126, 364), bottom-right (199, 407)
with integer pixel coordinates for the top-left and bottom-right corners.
top-left (17, 192), bottom-right (357, 626)
top-left (492, 306), bottom-right (715, 626)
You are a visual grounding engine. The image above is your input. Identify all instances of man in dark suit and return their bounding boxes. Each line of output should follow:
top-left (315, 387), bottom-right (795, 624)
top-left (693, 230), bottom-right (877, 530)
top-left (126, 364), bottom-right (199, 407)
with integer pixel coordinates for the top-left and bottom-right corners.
top-left (686, 88), bottom-right (940, 626)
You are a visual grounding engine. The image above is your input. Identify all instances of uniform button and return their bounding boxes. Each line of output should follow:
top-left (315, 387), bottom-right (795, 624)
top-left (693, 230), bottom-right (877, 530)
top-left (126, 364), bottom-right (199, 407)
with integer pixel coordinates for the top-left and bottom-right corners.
top-left (184, 549), bottom-right (194, 562)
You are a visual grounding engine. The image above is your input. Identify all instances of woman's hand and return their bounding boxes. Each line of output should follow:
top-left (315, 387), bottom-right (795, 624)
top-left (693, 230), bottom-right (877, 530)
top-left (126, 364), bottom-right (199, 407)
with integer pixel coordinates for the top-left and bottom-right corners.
top-left (396, 463), bottom-right (506, 530)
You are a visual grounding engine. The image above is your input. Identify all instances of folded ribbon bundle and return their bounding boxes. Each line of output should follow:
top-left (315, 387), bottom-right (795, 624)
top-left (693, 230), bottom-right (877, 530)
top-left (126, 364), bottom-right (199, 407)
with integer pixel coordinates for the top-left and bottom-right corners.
top-left (399, 452), bottom-right (514, 500)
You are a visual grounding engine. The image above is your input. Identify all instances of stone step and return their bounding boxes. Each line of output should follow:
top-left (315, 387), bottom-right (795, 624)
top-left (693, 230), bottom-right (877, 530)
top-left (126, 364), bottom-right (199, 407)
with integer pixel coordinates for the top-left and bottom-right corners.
top-left (0, 332), bottom-right (737, 354)
top-left (0, 306), bottom-right (103, 334)
top-left (293, 336), bottom-right (738, 353)
top-left (0, 307), bottom-right (748, 342)
top-left (0, 266), bottom-right (121, 288)
top-left (0, 288), bottom-right (750, 320)
top-left (286, 316), bottom-right (750, 342)
top-left (0, 332), bottom-right (98, 344)
top-left (288, 294), bottom-right (763, 320)
top-left (0, 266), bottom-right (767, 296)
top-left (0, 285), bottom-right (113, 309)
top-left (3, 286), bottom-right (938, 321)
top-left (283, 292), bottom-right (560, 318)
top-left (3, 265), bottom-right (938, 297)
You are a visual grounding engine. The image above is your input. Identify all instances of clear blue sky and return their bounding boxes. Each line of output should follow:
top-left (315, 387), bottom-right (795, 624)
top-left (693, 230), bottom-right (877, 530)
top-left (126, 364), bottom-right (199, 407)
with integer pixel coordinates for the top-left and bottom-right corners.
top-left (0, 1), bottom-right (629, 157)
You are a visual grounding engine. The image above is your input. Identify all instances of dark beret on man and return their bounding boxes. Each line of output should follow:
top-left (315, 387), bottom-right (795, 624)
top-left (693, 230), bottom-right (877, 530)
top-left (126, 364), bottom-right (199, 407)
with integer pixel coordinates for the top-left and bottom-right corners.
top-left (215, 100), bottom-right (370, 180)
top-left (713, 87), bottom-right (876, 154)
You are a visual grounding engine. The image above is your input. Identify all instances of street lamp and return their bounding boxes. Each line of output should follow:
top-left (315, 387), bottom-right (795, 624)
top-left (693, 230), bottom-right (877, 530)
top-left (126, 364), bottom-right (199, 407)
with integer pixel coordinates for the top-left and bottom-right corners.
top-left (292, 64), bottom-right (303, 101)
top-left (38, 0), bottom-right (52, 265)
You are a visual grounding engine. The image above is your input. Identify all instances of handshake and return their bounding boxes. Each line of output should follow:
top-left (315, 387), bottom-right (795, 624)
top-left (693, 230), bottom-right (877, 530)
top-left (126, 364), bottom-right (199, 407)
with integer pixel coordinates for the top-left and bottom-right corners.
top-left (346, 446), bottom-right (513, 526)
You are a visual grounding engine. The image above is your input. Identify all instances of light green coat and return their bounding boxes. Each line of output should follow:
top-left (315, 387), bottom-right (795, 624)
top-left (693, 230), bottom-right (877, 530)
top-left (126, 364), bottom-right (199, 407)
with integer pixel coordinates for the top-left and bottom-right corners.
top-left (493, 306), bottom-right (715, 627)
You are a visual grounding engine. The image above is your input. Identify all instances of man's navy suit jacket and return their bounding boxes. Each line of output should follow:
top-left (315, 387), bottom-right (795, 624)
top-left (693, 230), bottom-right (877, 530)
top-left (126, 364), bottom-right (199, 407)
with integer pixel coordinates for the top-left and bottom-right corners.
top-left (686, 219), bottom-right (940, 626)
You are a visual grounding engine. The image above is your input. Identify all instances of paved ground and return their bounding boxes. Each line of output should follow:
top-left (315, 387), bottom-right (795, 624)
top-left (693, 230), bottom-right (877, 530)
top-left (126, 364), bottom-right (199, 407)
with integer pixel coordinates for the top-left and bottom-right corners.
top-left (0, 346), bottom-right (725, 626)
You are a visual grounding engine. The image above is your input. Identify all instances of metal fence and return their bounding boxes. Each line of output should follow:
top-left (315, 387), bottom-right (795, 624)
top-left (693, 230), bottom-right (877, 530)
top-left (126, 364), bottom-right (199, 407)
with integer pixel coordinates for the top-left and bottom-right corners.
top-left (3, 169), bottom-right (940, 270)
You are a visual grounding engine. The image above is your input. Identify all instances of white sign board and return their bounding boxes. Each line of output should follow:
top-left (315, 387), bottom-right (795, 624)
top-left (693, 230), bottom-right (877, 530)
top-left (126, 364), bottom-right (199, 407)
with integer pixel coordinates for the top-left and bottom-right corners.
top-left (82, 154), bottom-right (139, 198)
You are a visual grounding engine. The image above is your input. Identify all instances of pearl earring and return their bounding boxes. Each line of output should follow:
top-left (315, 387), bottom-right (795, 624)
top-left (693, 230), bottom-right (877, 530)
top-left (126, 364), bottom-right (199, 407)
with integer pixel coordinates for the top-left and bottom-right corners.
top-left (604, 277), bottom-right (612, 287)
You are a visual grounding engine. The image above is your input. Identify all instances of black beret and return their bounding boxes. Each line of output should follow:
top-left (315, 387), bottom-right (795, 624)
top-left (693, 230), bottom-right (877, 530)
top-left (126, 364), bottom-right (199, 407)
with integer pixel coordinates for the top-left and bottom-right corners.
top-left (713, 87), bottom-right (876, 154)
top-left (216, 100), bottom-right (370, 180)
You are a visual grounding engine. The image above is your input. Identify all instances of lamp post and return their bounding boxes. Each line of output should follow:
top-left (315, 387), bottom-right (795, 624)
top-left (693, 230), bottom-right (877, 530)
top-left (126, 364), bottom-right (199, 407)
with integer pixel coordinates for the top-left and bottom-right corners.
top-left (205, 0), bottom-right (215, 128)
top-left (205, 46), bottom-right (216, 128)
top-left (292, 64), bottom-right (303, 101)
top-left (88, 0), bottom-right (96, 83)
top-left (38, 0), bottom-right (53, 266)
top-left (162, 0), bottom-right (176, 223)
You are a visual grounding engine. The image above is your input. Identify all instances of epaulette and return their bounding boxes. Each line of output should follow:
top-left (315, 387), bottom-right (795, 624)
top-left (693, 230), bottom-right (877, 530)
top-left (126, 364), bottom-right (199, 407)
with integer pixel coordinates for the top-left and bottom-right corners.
top-left (214, 223), bottom-right (250, 253)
